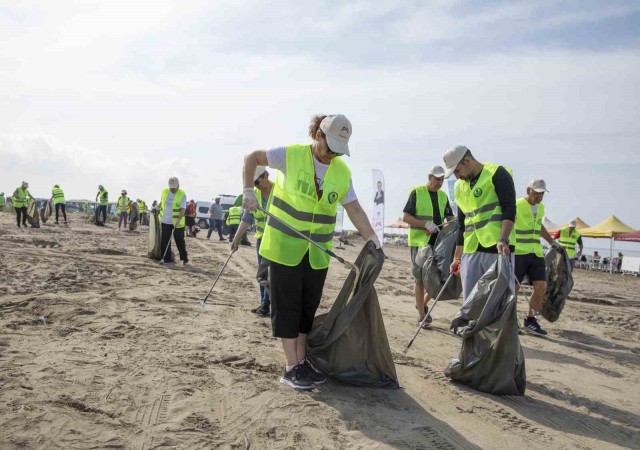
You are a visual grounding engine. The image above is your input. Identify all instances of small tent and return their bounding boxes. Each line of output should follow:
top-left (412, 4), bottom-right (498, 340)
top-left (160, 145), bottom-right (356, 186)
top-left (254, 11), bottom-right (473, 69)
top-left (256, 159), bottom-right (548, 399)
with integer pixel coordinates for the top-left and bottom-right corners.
top-left (579, 216), bottom-right (636, 272)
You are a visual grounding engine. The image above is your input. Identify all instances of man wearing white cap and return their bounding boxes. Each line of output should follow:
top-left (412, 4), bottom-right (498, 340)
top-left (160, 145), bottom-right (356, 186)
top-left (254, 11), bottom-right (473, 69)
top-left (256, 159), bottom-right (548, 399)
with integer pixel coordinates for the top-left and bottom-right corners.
top-left (231, 166), bottom-right (274, 317)
top-left (443, 145), bottom-right (517, 301)
top-left (403, 165), bottom-right (454, 327)
top-left (158, 177), bottom-right (189, 265)
top-left (514, 179), bottom-right (561, 335)
top-left (241, 114), bottom-right (380, 390)
top-left (554, 220), bottom-right (583, 262)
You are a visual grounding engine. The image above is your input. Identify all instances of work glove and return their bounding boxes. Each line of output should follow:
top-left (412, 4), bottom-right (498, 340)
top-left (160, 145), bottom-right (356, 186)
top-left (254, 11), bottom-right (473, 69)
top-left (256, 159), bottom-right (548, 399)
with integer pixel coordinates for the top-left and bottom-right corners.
top-left (242, 188), bottom-right (258, 212)
top-left (367, 234), bottom-right (382, 249)
top-left (424, 221), bottom-right (438, 235)
top-left (450, 258), bottom-right (461, 276)
top-left (551, 240), bottom-right (562, 250)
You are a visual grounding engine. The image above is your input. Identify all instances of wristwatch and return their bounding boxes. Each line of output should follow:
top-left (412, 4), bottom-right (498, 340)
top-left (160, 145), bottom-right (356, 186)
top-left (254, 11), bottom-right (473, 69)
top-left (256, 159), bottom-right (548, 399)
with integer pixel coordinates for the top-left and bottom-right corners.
top-left (499, 237), bottom-right (510, 246)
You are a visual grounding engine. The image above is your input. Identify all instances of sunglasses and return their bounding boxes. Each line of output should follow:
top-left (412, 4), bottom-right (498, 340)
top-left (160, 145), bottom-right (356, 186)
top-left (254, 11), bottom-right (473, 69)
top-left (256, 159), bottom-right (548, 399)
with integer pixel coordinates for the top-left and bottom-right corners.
top-left (254, 173), bottom-right (267, 186)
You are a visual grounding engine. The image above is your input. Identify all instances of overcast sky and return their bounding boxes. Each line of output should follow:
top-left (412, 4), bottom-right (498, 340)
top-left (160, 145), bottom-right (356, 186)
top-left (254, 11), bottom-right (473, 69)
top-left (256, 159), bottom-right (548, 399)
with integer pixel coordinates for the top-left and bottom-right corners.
top-left (1, 1), bottom-right (639, 240)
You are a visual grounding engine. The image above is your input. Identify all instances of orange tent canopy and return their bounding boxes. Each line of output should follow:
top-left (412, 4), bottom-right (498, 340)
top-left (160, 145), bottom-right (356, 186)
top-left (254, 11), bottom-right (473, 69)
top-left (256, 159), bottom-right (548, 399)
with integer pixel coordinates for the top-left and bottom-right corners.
top-left (545, 217), bottom-right (590, 234)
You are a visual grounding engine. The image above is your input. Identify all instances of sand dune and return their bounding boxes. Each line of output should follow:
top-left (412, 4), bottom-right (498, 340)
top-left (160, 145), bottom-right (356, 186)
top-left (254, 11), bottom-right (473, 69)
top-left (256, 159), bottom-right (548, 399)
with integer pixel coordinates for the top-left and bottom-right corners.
top-left (0, 212), bottom-right (639, 449)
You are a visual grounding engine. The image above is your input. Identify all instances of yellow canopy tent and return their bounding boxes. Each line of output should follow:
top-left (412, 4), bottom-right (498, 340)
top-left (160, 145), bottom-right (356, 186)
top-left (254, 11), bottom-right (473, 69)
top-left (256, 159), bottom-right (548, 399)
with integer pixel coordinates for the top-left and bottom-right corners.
top-left (545, 217), bottom-right (590, 234)
top-left (579, 215), bottom-right (636, 272)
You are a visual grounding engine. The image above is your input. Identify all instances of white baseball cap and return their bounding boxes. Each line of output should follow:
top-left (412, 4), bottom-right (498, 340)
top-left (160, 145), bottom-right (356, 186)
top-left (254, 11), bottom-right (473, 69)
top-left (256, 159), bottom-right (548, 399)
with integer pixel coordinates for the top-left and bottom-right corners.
top-left (168, 177), bottom-right (179, 188)
top-left (568, 220), bottom-right (576, 227)
top-left (319, 114), bottom-right (352, 156)
top-left (528, 179), bottom-right (548, 193)
top-left (428, 165), bottom-right (446, 178)
top-left (443, 145), bottom-right (470, 178)
top-left (254, 166), bottom-right (267, 182)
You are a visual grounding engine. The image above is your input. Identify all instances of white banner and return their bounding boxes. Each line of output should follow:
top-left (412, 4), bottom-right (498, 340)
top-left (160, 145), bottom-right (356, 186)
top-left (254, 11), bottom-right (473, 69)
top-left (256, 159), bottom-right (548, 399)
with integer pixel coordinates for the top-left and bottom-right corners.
top-left (372, 169), bottom-right (385, 247)
top-left (334, 204), bottom-right (344, 235)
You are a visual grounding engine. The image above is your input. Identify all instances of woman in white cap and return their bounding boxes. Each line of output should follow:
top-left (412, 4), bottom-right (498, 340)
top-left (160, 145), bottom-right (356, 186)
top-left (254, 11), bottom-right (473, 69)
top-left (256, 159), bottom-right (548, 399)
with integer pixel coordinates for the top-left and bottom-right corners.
top-left (241, 114), bottom-right (380, 390)
top-left (12, 181), bottom-right (35, 228)
top-left (158, 177), bottom-right (189, 265)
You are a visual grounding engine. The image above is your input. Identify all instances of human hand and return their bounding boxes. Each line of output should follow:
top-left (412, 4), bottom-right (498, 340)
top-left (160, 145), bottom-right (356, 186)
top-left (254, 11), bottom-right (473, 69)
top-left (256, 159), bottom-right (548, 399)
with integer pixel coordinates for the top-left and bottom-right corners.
top-left (230, 240), bottom-right (239, 252)
top-left (551, 240), bottom-right (561, 250)
top-left (242, 188), bottom-right (258, 212)
top-left (424, 221), bottom-right (438, 235)
top-left (367, 234), bottom-right (381, 249)
top-left (497, 240), bottom-right (511, 255)
top-left (450, 258), bottom-right (461, 276)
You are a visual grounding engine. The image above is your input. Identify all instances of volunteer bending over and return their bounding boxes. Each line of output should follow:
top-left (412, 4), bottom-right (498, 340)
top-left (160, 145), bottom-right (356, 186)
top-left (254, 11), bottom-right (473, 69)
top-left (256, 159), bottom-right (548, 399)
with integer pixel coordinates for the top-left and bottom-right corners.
top-left (241, 114), bottom-right (379, 390)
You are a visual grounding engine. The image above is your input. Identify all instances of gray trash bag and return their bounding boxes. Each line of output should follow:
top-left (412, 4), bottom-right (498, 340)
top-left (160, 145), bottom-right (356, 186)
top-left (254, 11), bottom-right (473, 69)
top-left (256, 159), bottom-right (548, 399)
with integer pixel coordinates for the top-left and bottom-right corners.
top-left (256, 256), bottom-right (270, 298)
top-left (445, 255), bottom-right (526, 396)
top-left (307, 242), bottom-right (399, 388)
top-left (422, 222), bottom-right (462, 300)
top-left (540, 247), bottom-right (574, 322)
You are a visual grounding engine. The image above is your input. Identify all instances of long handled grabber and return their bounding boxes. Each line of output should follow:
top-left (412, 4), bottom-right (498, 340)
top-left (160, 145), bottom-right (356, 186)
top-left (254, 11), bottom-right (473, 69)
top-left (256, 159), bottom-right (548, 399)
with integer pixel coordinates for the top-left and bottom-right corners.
top-left (159, 227), bottom-right (175, 264)
top-left (199, 251), bottom-right (235, 309)
top-left (257, 205), bottom-right (360, 282)
top-left (403, 273), bottom-right (455, 355)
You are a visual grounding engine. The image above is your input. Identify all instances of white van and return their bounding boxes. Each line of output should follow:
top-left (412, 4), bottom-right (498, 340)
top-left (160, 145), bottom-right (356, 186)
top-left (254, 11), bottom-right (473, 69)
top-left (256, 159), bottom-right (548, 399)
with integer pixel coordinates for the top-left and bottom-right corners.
top-left (195, 194), bottom-right (238, 229)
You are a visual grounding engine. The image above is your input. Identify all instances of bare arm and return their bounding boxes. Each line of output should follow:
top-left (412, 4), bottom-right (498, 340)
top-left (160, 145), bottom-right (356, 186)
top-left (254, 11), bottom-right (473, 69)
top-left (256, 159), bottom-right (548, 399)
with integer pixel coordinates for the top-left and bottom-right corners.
top-left (540, 225), bottom-right (553, 244)
top-left (175, 208), bottom-right (186, 226)
top-left (496, 219), bottom-right (515, 255)
top-left (230, 220), bottom-right (251, 251)
top-left (243, 151), bottom-right (269, 189)
top-left (344, 200), bottom-right (375, 240)
top-left (402, 212), bottom-right (426, 228)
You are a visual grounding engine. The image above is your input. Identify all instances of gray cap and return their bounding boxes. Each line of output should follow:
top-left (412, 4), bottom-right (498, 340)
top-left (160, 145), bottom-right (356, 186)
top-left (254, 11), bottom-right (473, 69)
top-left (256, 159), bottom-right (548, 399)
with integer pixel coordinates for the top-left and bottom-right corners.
top-left (319, 114), bottom-right (352, 156)
top-left (568, 220), bottom-right (576, 227)
top-left (528, 179), bottom-right (548, 193)
top-left (443, 145), bottom-right (469, 178)
top-left (428, 165), bottom-right (446, 178)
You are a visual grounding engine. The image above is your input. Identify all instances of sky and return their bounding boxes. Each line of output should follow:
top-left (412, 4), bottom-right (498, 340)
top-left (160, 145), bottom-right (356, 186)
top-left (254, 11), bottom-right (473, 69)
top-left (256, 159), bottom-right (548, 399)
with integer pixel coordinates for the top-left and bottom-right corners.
top-left (1, 0), bottom-right (640, 250)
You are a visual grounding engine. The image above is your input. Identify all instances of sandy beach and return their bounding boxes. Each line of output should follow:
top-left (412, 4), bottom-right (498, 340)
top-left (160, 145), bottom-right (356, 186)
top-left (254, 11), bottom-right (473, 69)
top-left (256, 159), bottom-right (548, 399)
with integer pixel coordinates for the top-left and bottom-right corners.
top-left (0, 211), bottom-right (638, 450)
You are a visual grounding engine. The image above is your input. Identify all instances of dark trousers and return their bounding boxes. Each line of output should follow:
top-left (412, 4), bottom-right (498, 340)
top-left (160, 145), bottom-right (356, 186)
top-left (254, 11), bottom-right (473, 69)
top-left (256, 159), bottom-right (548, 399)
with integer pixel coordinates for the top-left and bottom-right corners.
top-left (160, 223), bottom-right (188, 262)
top-left (256, 238), bottom-right (269, 306)
top-left (228, 224), bottom-right (239, 243)
top-left (97, 205), bottom-right (107, 223)
top-left (16, 206), bottom-right (27, 226)
top-left (207, 219), bottom-right (224, 239)
top-left (55, 203), bottom-right (67, 223)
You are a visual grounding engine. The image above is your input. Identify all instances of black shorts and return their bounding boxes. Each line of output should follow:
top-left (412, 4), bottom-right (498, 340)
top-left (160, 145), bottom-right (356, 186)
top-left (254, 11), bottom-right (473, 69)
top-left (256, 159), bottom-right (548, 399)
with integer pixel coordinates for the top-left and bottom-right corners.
top-left (185, 216), bottom-right (196, 226)
top-left (515, 253), bottom-right (547, 283)
top-left (269, 252), bottom-right (328, 339)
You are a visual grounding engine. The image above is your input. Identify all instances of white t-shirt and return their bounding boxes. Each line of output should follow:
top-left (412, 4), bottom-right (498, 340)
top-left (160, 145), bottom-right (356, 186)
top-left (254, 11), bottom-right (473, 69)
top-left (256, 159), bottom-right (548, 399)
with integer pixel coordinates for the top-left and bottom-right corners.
top-left (530, 204), bottom-right (538, 220)
top-left (266, 146), bottom-right (357, 205)
top-left (162, 191), bottom-right (187, 225)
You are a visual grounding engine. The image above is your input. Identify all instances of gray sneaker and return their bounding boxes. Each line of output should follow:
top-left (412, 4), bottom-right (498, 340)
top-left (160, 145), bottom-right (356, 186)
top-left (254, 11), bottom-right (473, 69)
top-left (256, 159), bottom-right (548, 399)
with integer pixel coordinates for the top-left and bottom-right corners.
top-left (280, 365), bottom-right (315, 390)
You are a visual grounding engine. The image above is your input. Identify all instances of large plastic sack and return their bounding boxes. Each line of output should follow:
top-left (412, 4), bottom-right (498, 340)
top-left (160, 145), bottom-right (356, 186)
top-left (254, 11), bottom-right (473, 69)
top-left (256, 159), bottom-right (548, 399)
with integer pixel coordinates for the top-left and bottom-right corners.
top-left (445, 255), bottom-right (526, 395)
top-left (421, 222), bottom-right (463, 300)
top-left (256, 255), bottom-right (270, 297)
top-left (540, 247), bottom-right (574, 322)
top-left (26, 201), bottom-right (41, 228)
top-left (129, 203), bottom-right (139, 231)
top-left (307, 242), bottom-right (399, 388)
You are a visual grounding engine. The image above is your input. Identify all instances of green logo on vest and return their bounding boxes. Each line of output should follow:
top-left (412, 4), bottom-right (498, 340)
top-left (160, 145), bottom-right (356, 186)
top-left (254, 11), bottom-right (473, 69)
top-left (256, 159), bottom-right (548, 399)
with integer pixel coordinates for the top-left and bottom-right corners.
top-left (328, 192), bottom-right (338, 204)
top-left (473, 187), bottom-right (483, 198)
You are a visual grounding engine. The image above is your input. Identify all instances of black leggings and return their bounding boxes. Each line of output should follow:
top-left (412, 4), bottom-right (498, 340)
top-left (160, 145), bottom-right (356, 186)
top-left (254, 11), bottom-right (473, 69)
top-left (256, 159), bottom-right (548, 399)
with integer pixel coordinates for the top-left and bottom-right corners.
top-left (55, 203), bottom-right (67, 223)
top-left (16, 206), bottom-right (28, 226)
top-left (160, 223), bottom-right (188, 262)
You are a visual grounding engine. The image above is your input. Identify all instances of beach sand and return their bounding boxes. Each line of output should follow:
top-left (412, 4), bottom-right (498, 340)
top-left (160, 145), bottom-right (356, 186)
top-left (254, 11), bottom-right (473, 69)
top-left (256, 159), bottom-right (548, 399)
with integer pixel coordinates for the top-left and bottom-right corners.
top-left (1, 212), bottom-right (639, 449)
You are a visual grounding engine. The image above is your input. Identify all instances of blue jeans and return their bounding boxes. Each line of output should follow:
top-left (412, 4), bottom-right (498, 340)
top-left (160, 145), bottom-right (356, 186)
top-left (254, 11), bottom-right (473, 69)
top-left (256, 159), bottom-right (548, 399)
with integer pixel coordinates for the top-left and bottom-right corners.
top-left (256, 238), bottom-right (270, 306)
top-left (207, 218), bottom-right (224, 239)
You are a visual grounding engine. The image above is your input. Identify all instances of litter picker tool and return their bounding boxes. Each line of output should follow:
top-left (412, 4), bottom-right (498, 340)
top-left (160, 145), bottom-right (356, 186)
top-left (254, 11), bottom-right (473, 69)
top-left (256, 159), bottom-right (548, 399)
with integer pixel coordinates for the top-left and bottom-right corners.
top-left (403, 273), bottom-right (455, 355)
top-left (199, 251), bottom-right (235, 309)
top-left (159, 226), bottom-right (175, 264)
top-left (257, 205), bottom-right (360, 282)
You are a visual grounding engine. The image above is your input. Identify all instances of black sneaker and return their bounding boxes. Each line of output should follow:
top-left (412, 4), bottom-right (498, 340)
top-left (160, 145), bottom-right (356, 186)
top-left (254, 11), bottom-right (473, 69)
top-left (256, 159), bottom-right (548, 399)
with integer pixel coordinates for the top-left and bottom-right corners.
top-left (280, 365), bottom-right (315, 390)
top-left (256, 304), bottom-right (270, 317)
top-left (523, 317), bottom-right (548, 336)
top-left (423, 307), bottom-right (433, 324)
top-left (299, 359), bottom-right (326, 385)
top-left (250, 305), bottom-right (262, 313)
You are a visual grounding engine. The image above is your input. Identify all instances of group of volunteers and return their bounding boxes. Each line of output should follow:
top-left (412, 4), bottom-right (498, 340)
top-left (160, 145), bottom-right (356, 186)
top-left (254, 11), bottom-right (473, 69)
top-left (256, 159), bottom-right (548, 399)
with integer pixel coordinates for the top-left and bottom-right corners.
top-left (406, 145), bottom-right (583, 337)
top-left (94, 185), bottom-right (149, 230)
top-left (8, 181), bottom-right (69, 227)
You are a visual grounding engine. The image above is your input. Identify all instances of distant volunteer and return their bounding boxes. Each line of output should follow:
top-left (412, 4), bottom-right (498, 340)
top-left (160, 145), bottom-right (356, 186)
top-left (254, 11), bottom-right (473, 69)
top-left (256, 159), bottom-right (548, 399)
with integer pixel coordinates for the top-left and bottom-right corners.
top-left (231, 166), bottom-right (274, 318)
top-left (514, 179), bottom-right (561, 335)
top-left (241, 114), bottom-right (380, 390)
top-left (0, 192), bottom-right (6, 211)
top-left (117, 190), bottom-right (130, 231)
top-left (12, 181), bottom-right (35, 228)
top-left (96, 185), bottom-right (109, 225)
top-left (206, 197), bottom-right (225, 241)
top-left (554, 220), bottom-right (583, 265)
top-left (159, 177), bottom-right (189, 265)
top-left (403, 165), bottom-right (454, 328)
top-left (225, 205), bottom-right (242, 243)
top-left (51, 184), bottom-right (67, 225)
top-left (443, 145), bottom-right (517, 299)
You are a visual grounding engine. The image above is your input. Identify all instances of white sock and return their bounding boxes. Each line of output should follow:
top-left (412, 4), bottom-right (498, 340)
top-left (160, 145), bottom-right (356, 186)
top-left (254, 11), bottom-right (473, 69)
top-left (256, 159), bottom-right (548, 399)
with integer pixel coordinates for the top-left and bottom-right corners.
top-left (286, 365), bottom-right (295, 371)
top-left (298, 358), bottom-right (306, 365)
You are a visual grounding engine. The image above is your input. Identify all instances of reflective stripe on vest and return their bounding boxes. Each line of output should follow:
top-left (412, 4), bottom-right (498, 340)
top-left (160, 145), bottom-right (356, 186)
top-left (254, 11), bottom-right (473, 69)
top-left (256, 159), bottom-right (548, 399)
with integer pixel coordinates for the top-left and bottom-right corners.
top-left (12, 187), bottom-right (29, 208)
top-left (52, 187), bottom-right (65, 205)
top-left (226, 206), bottom-right (242, 225)
top-left (259, 144), bottom-right (350, 269)
top-left (454, 163), bottom-right (516, 254)
top-left (159, 188), bottom-right (186, 228)
top-left (514, 198), bottom-right (544, 257)
top-left (408, 186), bottom-right (449, 247)
top-left (559, 227), bottom-right (580, 257)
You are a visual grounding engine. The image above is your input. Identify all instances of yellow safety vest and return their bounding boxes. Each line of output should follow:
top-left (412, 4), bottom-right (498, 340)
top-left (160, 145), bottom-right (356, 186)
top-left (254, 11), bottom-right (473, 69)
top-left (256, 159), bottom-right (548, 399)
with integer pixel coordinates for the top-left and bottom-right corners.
top-left (559, 228), bottom-right (580, 258)
top-left (0, 196), bottom-right (5, 206)
top-left (138, 201), bottom-right (147, 213)
top-left (454, 163), bottom-right (516, 254)
top-left (117, 196), bottom-right (130, 214)
top-left (98, 189), bottom-right (109, 205)
top-left (52, 187), bottom-right (65, 205)
top-left (515, 198), bottom-right (545, 257)
top-left (226, 206), bottom-right (242, 226)
top-left (12, 187), bottom-right (30, 208)
top-left (259, 144), bottom-right (351, 269)
top-left (159, 188), bottom-right (186, 228)
top-left (252, 186), bottom-right (273, 240)
top-left (407, 186), bottom-right (449, 247)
